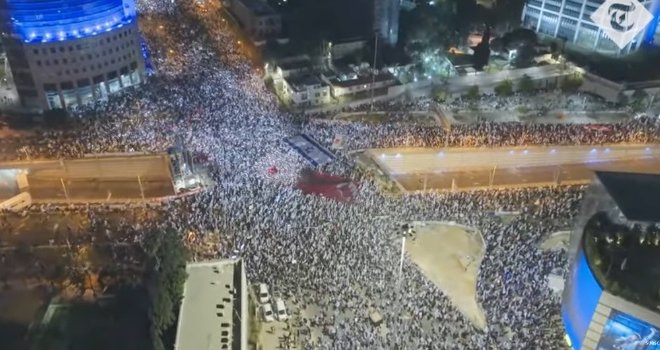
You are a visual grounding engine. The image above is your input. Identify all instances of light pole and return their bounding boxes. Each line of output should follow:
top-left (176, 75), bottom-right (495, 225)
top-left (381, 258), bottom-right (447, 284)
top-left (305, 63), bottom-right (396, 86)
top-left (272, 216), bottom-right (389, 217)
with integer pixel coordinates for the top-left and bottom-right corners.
top-left (369, 32), bottom-right (379, 113)
top-left (398, 235), bottom-right (406, 282)
top-left (292, 257), bottom-right (300, 296)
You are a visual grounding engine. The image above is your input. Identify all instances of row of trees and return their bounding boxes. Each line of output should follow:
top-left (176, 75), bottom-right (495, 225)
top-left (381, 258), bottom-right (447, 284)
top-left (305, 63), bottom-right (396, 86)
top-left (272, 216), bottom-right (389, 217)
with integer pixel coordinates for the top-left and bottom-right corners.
top-left (462, 74), bottom-right (585, 100)
top-left (142, 229), bottom-right (190, 350)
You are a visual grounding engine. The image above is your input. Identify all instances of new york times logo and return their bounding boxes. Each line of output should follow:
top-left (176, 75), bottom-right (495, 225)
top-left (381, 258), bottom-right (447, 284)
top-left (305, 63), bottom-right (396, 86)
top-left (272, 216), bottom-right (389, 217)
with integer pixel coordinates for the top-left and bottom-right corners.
top-left (590, 0), bottom-right (653, 49)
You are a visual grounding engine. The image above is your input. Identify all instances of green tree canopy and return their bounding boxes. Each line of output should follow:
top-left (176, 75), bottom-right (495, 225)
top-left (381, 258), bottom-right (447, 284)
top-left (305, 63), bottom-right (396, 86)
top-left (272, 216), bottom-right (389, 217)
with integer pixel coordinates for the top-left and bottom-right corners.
top-left (494, 79), bottom-right (514, 97)
top-left (465, 85), bottom-right (480, 100)
top-left (560, 75), bottom-right (583, 93)
top-left (143, 228), bottom-right (189, 349)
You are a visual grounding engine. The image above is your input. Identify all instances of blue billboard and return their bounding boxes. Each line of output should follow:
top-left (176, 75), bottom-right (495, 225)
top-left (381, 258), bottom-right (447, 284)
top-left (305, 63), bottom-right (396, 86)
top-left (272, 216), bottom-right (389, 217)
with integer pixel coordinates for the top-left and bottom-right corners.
top-left (597, 311), bottom-right (659, 350)
top-left (5, 0), bottom-right (137, 43)
top-left (562, 248), bottom-right (604, 350)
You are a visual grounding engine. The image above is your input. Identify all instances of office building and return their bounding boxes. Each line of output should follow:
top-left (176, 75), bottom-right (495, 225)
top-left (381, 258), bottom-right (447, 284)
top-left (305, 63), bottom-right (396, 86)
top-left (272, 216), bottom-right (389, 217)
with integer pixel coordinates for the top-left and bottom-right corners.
top-left (521, 0), bottom-right (660, 54)
top-left (374, 0), bottom-right (400, 46)
top-left (561, 171), bottom-right (660, 349)
top-left (0, 0), bottom-right (146, 111)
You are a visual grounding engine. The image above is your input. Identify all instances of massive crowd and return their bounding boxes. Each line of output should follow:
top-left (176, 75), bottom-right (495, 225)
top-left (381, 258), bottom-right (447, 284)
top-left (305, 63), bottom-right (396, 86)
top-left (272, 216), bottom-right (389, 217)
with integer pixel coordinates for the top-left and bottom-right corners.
top-left (1, 0), bottom-right (659, 348)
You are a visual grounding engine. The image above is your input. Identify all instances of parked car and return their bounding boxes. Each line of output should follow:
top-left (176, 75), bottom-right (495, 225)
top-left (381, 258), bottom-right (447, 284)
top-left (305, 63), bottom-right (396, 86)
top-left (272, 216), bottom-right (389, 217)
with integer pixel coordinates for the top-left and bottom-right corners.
top-left (274, 297), bottom-right (289, 321)
top-left (257, 283), bottom-right (270, 304)
top-left (262, 304), bottom-right (275, 322)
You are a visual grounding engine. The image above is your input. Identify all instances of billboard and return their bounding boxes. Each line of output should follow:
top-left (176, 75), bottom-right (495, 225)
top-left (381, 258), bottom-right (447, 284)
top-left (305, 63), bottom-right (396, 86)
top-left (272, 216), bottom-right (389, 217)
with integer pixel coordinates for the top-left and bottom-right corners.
top-left (562, 248), bottom-right (604, 349)
top-left (597, 311), bottom-right (659, 350)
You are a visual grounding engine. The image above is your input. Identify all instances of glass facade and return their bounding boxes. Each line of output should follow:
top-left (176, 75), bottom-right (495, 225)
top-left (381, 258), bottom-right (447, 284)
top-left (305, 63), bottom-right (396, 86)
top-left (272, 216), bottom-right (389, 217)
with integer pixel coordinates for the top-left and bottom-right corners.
top-left (562, 248), bottom-right (603, 350)
top-left (5, 0), bottom-right (137, 43)
top-left (521, 0), bottom-right (660, 54)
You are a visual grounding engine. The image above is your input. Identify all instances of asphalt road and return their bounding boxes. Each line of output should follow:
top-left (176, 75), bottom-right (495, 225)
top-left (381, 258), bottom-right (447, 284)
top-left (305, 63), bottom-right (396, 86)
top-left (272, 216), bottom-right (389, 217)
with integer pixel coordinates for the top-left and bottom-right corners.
top-left (27, 178), bottom-right (174, 202)
top-left (369, 145), bottom-right (660, 191)
top-left (0, 154), bottom-right (175, 202)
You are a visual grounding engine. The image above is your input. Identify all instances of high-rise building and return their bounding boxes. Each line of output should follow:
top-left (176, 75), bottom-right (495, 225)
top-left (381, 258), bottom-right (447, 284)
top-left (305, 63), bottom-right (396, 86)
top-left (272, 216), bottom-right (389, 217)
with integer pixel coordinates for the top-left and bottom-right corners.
top-left (373, 0), bottom-right (400, 46)
top-left (521, 0), bottom-right (660, 55)
top-left (561, 171), bottom-right (660, 350)
top-left (0, 0), bottom-right (146, 111)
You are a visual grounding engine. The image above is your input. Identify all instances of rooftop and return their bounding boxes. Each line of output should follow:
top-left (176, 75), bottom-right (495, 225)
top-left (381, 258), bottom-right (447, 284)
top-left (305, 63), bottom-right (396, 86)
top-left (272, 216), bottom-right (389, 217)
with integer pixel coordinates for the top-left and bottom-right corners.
top-left (278, 57), bottom-right (312, 71)
top-left (286, 74), bottom-right (325, 92)
top-left (447, 53), bottom-right (474, 68)
top-left (175, 260), bottom-right (243, 350)
top-left (330, 72), bottom-right (398, 88)
top-left (238, 0), bottom-right (277, 16)
top-left (596, 171), bottom-right (660, 222)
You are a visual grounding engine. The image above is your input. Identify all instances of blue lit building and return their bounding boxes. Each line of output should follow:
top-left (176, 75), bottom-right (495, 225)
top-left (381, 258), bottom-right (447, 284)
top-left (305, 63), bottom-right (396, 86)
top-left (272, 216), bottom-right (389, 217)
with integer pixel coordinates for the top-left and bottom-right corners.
top-left (521, 0), bottom-right (660, 55)
top-left (562, 171), bottom-right (660, 349)
top-left (0, 0), bottom-right (145, 110)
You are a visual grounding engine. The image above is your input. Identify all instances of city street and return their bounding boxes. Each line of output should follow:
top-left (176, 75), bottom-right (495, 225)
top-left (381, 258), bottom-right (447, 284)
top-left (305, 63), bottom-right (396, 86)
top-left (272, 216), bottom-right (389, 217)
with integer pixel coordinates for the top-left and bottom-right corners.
top-left (369, 144), bottom-right (660, 191)
top-left (0, 154), bottom-right (176, 202)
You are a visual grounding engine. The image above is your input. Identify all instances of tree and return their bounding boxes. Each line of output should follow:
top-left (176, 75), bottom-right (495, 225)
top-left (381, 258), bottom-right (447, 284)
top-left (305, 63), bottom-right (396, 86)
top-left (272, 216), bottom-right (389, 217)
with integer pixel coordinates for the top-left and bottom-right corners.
top-left (560, 75), bottom-right (583, 93)
top-left (465, 85), bottom-right (480, 101)
top-left (630, 89), bottom-right (648, 112)
top-left (143, 228), bottom-right (189, 350)
top-left (433, 86), bottom-right (448, 102)
top-left (472, 25), bottom-right (491, 71)
top-left (494, 80), bottom-right (514, 97)
top-left (517, 74), bottom-right (535, 94)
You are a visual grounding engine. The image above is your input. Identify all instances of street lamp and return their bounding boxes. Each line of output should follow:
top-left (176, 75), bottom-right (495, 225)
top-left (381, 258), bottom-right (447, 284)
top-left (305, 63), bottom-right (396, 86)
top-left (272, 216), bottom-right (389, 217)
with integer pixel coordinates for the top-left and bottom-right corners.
top-left (292, 258), bottom-right (300, 296)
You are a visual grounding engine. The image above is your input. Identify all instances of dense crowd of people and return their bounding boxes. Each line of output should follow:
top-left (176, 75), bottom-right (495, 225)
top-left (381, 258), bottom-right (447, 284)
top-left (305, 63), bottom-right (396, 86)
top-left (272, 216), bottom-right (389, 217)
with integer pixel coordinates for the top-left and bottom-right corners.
top-left (2, 0), bottom-right (659, 348)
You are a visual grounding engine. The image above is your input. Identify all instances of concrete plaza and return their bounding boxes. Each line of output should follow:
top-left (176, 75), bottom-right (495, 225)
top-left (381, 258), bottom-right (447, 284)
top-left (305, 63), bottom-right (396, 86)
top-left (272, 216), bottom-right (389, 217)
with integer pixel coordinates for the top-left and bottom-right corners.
top-left (405, 221), bottom-right (487, 330)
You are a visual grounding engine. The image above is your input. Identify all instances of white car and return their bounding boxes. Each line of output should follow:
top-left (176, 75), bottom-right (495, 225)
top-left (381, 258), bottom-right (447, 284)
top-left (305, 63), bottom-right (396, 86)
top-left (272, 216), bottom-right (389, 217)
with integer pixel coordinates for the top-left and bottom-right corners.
top-left (262, 304), bottom-right (275, 322)
top-left (274, 298), bottom-right (289, 321)
top-left (257, 283), bottom-right (270, 304)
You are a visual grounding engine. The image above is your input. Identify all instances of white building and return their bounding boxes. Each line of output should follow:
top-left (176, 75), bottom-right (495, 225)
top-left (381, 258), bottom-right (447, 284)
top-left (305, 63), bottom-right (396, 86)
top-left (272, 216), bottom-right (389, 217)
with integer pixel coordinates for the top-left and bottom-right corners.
top-left (323, 70), bottom-right (399, 98)
top-left (521, 0), bottom-right (660, 55)
top-left (175, 259), bottom-right (250, 350)
top-left (281, 74), bottom-right (331, 107)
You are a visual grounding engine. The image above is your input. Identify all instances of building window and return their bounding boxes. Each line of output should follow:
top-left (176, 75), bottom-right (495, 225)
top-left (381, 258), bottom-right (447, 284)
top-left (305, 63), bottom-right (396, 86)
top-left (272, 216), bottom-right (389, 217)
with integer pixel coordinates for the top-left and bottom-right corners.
top-left (59, 47), bottom-right (65, 52)
top-left (36, 61), bottom-right (42, 66)
top-left (68, 46), bottom-right (73, 52)
top-left (62, 58), bottom-right (68, 64)
top-left (33, 49), bottom-right (38, 55)
top-left (50, 48), bottom-right (56, 54)
top-left (53, 59), bottom-right (59, 65)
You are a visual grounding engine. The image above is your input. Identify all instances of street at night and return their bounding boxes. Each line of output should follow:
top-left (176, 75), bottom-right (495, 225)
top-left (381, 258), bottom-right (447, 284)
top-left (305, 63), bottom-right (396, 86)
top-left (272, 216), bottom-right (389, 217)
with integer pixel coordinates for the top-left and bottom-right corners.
top-left (0, 0), bottom-right (659, 349)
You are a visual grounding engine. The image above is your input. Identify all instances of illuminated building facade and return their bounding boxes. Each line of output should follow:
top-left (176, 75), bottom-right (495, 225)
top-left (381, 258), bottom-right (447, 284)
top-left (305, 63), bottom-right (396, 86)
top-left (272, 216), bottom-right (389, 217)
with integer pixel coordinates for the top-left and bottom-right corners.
top-left (562, 171), bottom-right (660, 349)
top-left (521, 0), bottom-right (660, 55)
top-left (0, 0), bottom-right (146, 110)
top-left (373, 0), bottom-right (400, 46)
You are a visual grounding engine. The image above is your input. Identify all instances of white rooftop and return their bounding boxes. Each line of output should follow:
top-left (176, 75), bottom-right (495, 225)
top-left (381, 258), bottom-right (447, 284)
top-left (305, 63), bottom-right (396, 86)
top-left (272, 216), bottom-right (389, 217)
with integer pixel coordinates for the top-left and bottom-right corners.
top-left (175, 260), bottom-right (238, 350)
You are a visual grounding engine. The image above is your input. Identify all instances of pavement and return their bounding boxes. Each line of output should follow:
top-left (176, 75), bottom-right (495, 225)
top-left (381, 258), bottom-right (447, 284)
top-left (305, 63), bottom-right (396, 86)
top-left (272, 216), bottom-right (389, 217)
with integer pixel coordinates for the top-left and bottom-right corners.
top-left (368, 144), bottom-right (660, 192)
top-left (405, 221), bottom-right (487, 330)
